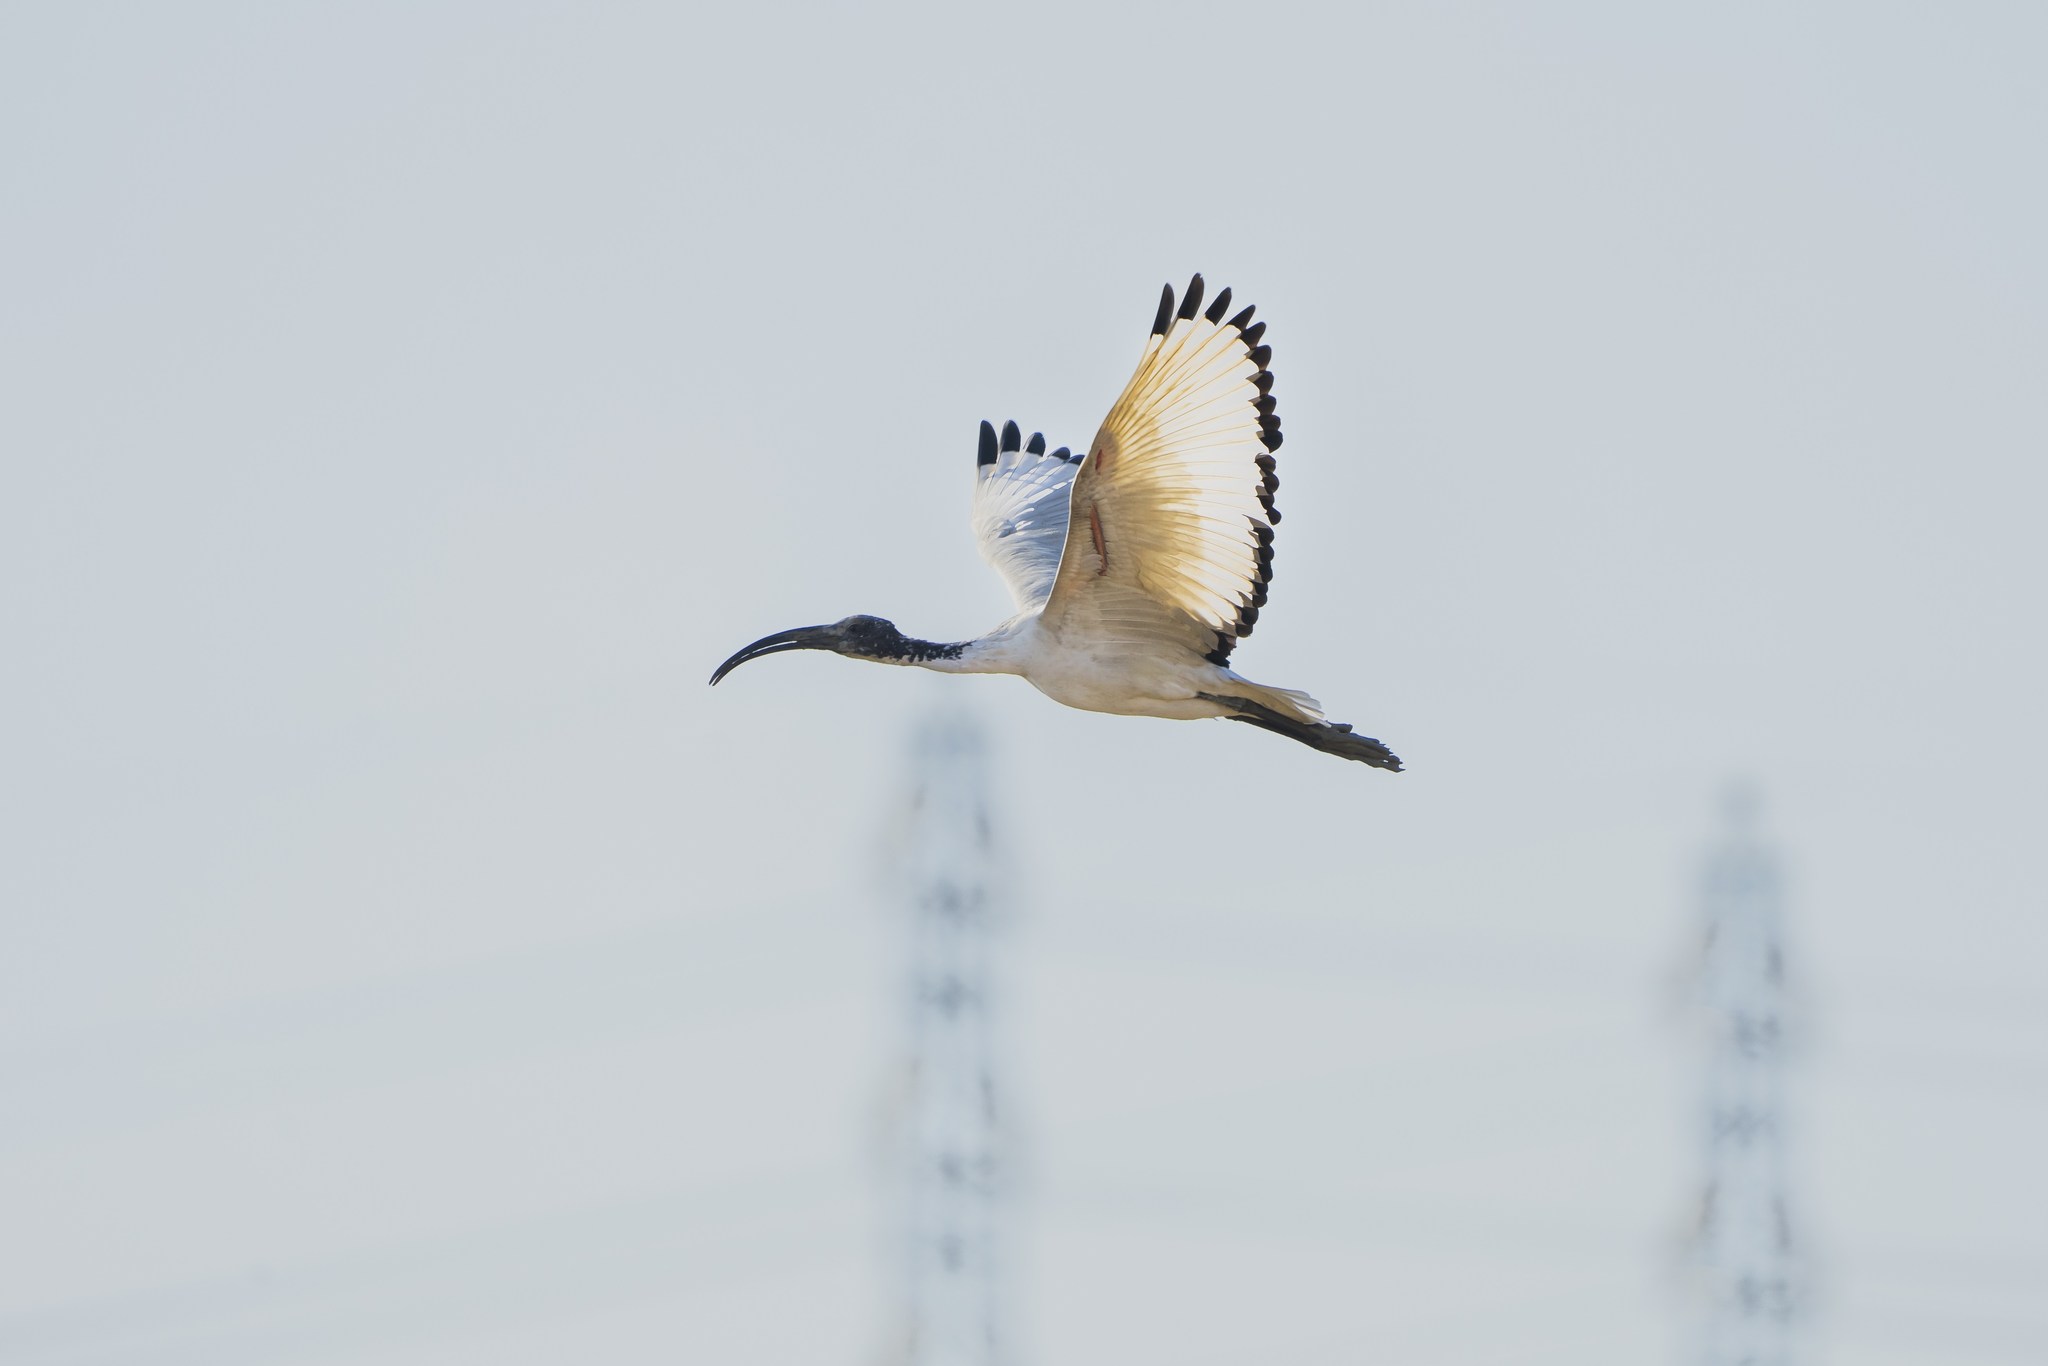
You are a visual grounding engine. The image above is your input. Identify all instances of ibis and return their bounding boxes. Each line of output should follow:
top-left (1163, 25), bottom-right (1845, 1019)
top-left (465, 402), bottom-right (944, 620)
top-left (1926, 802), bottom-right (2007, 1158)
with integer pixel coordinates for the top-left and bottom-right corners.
top-left (711, 275), bottom-right (1402, 770)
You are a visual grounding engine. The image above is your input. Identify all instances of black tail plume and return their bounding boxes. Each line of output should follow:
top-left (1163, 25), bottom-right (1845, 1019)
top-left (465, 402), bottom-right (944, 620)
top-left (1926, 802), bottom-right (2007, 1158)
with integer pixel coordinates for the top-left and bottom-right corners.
top-left (1200, 693), bottom-right (1403, 772)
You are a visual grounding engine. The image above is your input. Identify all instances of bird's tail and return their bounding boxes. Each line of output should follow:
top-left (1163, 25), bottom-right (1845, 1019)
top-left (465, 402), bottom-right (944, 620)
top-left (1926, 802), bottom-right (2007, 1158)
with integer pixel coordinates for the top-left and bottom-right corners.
top-left (1198, 691), bottom-right (1403, 771)
top-left (1220, 679), bottom-right (1326, 722)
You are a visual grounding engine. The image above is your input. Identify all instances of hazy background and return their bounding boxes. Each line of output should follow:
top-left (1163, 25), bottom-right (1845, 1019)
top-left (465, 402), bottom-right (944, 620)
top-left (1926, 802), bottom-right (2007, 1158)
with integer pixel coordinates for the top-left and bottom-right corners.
top-left (4, 3), bottom-right (2044, 1362)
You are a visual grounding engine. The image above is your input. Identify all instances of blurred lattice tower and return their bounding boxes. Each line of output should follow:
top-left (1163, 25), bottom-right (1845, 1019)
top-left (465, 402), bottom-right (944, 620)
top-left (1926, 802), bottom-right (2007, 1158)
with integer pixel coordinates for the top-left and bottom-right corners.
top-left (887, 708), bottom-right (1009, 1366)
top-left (1683, 786), bottom-right (1804, 1366)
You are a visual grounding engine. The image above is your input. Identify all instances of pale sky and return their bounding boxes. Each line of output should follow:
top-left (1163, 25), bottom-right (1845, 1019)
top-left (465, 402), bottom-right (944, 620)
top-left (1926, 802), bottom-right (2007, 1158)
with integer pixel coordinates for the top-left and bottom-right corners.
top-left (3, 4), bottom-right (2044, 1364)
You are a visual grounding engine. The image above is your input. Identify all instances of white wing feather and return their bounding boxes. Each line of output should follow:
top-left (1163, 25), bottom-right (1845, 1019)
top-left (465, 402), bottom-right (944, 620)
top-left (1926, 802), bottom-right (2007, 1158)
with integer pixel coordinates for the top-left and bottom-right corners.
top-left (1040, 275), bottom-right (1281, 663)
top-left (971, 421), bottom-right (1082, 612)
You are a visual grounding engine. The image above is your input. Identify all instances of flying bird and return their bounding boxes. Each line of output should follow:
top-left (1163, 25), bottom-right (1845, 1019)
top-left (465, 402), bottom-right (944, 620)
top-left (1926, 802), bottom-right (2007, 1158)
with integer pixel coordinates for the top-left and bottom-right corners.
top-left (711, 274), bottom-right (1402, 770)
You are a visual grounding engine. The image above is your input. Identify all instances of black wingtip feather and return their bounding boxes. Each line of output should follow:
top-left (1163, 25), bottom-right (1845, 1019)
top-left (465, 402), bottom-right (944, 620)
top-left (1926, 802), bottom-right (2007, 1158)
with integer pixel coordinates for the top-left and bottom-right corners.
top-left (1129, 277), bottom-right (1284, 670)
top-left (1051, 446), bottom-right (1074, 463)
top-left (1026, 432), bottom-right (1045, 456)
top-left (1151, 284), bottom-right (1174, 336)
top-left (977, 420), bottom-right (998, 467)
top-left (999, 420), bottom-right (1021, 454)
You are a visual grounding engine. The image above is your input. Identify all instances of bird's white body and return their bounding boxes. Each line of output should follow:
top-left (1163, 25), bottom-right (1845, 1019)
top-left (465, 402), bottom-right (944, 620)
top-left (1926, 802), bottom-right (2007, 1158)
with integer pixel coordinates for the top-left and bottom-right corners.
top-left (922, 612), bottom-right (1305, 722)
top-left (711, 275), bottom-right (1400, 769)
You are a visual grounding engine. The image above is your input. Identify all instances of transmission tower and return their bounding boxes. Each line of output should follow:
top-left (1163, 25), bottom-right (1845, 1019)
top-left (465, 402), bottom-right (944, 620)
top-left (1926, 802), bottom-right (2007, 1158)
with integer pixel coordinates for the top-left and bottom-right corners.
top-left (888, 707), bottom-right (1009, 1366)
top-left (1682, 785), bottom-right (1802, 1366)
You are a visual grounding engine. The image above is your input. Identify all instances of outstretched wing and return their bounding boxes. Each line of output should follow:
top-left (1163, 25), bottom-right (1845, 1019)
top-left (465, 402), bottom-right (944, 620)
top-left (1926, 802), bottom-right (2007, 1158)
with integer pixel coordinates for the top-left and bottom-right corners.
top-left (971, 418), bottom-right (1083, 612)
top-left (1040, 274), bottom-right (1281, 664)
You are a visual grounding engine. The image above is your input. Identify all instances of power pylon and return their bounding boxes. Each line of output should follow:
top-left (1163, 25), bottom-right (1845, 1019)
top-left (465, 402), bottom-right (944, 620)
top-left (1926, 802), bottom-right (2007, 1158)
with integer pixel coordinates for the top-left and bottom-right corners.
top-left (887, 708), bottom-right (1009, 1366)
top-left (1683, 785), bottom-right (1803, 1366)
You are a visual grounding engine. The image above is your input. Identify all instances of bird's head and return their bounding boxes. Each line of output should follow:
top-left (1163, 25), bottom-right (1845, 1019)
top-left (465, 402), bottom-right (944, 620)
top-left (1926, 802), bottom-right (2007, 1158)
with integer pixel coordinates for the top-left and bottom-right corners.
top-left (709, 614), bottom-right (910, 685)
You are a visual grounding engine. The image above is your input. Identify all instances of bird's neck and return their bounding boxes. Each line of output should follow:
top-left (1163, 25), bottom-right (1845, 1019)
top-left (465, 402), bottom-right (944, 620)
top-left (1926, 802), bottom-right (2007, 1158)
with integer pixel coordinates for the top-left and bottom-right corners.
top-left (875, 635), bottom-right (971, 670)
top-left (894, 621), bottom-right (1031, 676)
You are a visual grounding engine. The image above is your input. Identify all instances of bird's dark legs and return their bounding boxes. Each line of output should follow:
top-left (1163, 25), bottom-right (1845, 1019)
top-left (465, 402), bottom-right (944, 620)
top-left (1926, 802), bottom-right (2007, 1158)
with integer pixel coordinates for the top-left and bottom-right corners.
top-left (1198, 693), bottom-right (1403, 771)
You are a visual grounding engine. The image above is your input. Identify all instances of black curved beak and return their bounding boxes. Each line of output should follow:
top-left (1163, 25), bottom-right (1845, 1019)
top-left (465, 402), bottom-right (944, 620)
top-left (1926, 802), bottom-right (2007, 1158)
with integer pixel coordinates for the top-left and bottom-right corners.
top-left (709, 625), bottom-right (839, 685)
